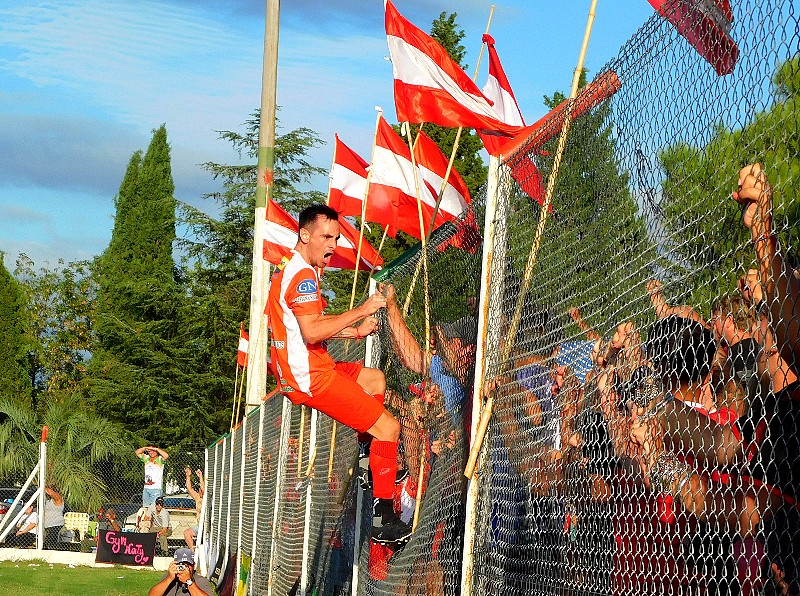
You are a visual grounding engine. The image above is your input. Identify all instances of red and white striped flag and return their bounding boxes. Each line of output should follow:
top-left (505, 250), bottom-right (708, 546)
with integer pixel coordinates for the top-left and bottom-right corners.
top-left (237, 323), bottom-right (249, 368)
top-left (328, 135), bottom-right (400, 238)
top-left (479, 34), bottom-right (526, 156)
top-left (370, 117), bottom-right (437, 239)
top-left (413, 131), bottom-right (470, 222)
top-left (328, 135), bottom-right (369, 218)
top-left (385, 0), bottom-right (517, 135)
top-left (264, 200), bottom-right (299, 266)
top-left (264, 200), bottom-right (382, 271)
top-left (648, 0), bottom-right (738, 76)
top-left (335, 216), bottom-right (384, 272)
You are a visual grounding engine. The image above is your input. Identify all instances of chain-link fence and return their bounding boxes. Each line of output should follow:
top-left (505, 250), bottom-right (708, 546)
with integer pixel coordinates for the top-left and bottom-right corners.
top-left (173, 1), bottom-right (800, 594)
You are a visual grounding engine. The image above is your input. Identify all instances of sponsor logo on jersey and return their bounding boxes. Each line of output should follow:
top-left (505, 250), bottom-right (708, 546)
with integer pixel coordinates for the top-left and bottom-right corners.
top-left (272, 340), bottom-right (285, 349)
top-left (296, 279), bottom-right (317, 294)
top-left (293, 294), bottom-right (318, 304)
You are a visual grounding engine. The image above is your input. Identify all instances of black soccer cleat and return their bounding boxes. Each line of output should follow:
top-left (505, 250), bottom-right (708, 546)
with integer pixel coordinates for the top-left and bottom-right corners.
top-left (371, 498), bottom-right (412, 550)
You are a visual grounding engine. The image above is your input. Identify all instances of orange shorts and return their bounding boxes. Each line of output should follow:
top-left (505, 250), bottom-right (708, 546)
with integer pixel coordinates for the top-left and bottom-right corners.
top-left (288, 361), bottom-right (384, 433)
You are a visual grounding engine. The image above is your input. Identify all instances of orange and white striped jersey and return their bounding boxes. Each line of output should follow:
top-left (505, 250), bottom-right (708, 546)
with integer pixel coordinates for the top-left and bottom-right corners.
top-left (267, 251), bottom-right (335, 395)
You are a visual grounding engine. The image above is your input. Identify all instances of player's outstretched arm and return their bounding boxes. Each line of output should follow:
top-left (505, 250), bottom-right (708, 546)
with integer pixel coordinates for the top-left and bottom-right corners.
top-left (381, 283), bottom-right (425, 374)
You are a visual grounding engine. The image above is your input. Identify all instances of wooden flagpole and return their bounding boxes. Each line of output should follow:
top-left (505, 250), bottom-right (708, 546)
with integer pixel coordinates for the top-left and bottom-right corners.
top-left (234, 365), bottom-right (246, 427)
top-left (464, 0), bottom-right (599, 479)
top-left (358, 224), bottom-right (390, 303)
top-left (339, 111), bottom-right (384, 358)
top-left (403, 122), bottom-right (433, 532)
top-left (347, 107), bottom-right (384, 313)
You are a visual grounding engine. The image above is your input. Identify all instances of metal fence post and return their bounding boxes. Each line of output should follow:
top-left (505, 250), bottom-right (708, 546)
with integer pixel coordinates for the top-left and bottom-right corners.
top-left (267, 396), bottom-right (292, 596)
top-left (460, 156), bottom-right (509, 595)
top-left (36, 426), bottom-right (48, 551)
top-left (300, 409), bottom-right (318, 595)
top-left (233, 414), bottom-right (248, 591)
top-left (248, 401), bottom-right (267, 596)
top-left (197, 447), bottom-right (210, 576)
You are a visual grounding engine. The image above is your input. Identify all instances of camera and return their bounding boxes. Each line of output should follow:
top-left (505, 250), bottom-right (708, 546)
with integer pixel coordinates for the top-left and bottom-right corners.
top-left (176, 564), bottom-right (187, 572)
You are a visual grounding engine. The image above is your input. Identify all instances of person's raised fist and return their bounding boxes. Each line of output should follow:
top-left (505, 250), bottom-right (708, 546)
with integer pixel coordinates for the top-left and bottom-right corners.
top-left (733, 163), bottom-right (772, 233)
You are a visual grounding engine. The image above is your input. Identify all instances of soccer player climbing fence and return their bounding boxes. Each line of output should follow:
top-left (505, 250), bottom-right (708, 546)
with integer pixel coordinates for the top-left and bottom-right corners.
top-left (200, 1), bottom-right (800, 594)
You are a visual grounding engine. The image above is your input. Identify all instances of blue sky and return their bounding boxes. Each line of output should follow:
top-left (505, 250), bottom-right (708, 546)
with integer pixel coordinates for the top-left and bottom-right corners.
top-left (0, 0), bottom-right (654, 270)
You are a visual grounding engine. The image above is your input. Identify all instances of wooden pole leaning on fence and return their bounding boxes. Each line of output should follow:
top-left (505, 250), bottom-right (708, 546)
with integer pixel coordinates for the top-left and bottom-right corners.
top-left (464, 0), bottom-right (600, 479)
top-left (401, 5), bottom-right (495, 318)
top-left (404, 122), bottom-right (433, 532)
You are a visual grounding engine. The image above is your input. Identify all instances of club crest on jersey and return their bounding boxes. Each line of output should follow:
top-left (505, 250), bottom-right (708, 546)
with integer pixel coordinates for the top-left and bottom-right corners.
top-left (296, 279), bottom-right (317, 294)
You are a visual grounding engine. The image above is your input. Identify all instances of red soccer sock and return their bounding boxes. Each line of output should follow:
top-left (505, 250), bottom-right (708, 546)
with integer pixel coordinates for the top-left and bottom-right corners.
top-left (358, 394), bottom-right (386, 445)
top-left (369, 439), bottom-right (399, 499)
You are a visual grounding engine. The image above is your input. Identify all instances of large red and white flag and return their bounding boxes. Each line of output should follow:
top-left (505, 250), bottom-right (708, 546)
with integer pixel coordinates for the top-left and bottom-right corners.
top-left (479, 34), bottom-right (526, 156)
top-left (264, 200), bottom-right (382, 271)
top-left (328, 134), bottom-right (401, 238)
top-left (328, 135), bottom-right (369, 217)
top-left (385, 0), bottom-right (517, 135)
top-left (237, 323), bottom-right (249, 368)
top-left (648, 0), bottom-right (738, 76)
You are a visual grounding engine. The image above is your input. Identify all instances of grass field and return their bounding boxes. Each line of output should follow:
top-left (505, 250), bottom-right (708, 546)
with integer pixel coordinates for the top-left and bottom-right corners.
top-left (0, 560), bottom-right (167, 595)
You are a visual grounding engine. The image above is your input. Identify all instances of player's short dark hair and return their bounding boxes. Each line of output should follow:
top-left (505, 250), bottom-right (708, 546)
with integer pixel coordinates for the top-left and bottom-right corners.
top-left (298, 204), bottom-right (339, 232)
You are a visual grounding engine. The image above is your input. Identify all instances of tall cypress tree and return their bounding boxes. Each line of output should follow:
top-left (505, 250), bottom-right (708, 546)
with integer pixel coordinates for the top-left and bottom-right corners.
top-left (90, 125), bottom-right (184, 444)
top-left (0, 256), bottom-right (31, 401)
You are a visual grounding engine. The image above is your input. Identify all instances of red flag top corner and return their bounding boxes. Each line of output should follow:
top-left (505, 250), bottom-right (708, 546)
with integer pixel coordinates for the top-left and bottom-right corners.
top-left (647, 0), bottom-right (738, 76)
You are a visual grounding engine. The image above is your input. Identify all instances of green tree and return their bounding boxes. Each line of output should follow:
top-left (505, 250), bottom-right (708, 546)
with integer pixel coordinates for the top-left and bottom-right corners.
top-left (89, 125), bottom-right (187, 445)
top-left (0, 394), bottom-right (129, 512)
top-left (658, 56), bottom-right (800, 311)
top-left (15, 256), bottom-right (95, 398)
top-left (0, 256), bottom-right (30, 401)
top-left (508, 70), bottom-right (655, 337)
top-left (178, 114), bottom-right (328, 434)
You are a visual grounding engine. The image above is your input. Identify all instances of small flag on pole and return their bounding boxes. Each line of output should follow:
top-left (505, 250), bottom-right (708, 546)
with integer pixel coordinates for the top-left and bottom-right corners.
top-left (328, 135), bottom-right (370, 218)
top-left (264, 199), bottom-right (383, 271)
top-left (237, 324), bottom-right (249, 368)
top-left (413, 131), bottom-right (471, 222)
top-left (479, 34), bottom-right (526, 157)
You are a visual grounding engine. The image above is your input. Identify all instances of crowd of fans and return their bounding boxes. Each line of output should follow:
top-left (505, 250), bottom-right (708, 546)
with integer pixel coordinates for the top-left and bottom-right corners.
top-left (364, 163), bottom-right (798, 596)
top-left (469, 163), bottom-right (799, 596)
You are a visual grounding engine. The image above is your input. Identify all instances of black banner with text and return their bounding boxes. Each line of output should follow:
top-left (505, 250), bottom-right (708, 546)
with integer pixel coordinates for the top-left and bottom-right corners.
top-left (95, 530), bottom-right (156, 566)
